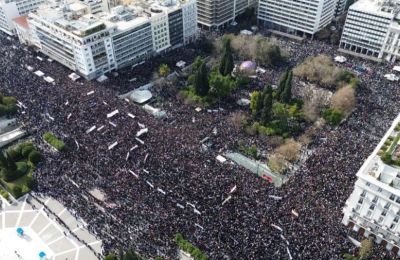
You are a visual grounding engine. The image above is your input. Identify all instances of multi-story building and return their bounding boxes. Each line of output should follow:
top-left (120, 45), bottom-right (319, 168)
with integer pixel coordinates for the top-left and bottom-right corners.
top-left (335, 0), bottom-right (348, 17)
top-left (339, 0), bottom-right (400, 62)
top-left (21, 0), bottom-right (197, 80)
top-left (343, 114), bottom-right (400, 256)
top-left (257, 0), bottom-right (337, 36)
top-left (196, 0), bottom-right (256, 29)
top-left (0, 0), bottom-right (46, 35)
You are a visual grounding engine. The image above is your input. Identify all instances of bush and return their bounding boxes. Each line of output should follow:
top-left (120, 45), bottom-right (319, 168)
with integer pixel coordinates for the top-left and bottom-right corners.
top-left (323, 108), bottom-right (343, 126)
top-left (28, 150), bottom-right (42, 165)
top-left (43, 132), bottom-right (66, 151)
top-left (2, 96), bottom-right (16, 106)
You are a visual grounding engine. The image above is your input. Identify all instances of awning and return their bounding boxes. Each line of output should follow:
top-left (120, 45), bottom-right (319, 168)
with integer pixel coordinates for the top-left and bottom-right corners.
top-left (96, 75), bottom-right (108, 82)
top-left (69, 72), bottom-right (81, 81)
top-left (130, 89), bottom-right (152, 104)
top-left (393, 66), bottom-right (400, 72)
top-left (34, 70), bottom-right (44, 77)
top-left (44, 76), bottom-right (54, 83)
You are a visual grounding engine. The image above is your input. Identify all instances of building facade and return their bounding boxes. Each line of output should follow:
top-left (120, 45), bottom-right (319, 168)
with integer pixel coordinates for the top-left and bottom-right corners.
top-left (343, 114), bottom-right (400, 256)
top-left (257, 0), bottom-right (337, 36)
top-left (0, 0), bottom-right (45, 35)
top-left (196, 0), bottom-right (256, 29)
top-left (335, 0), bottom-right (348, 17)
top-left (339, 0), bottom-right (400, 62)
top-left (22, 0), bottom-right (197, 80)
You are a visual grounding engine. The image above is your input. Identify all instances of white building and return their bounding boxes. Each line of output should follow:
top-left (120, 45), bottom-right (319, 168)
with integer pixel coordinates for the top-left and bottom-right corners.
top-left (343, 114), bottom-right (400, 256)
top-left (21, 0), bottom-right (197, 80)
top-left (335, 0), bottom-right (348, 17)
top-left (339, 0), bottom-right (400, 62)
top-left (196, 0), bottom-right (256, 29)
top-left (0, 0), bottom-right (46, 35)
top-left (257, 0), bottom-right (337, 36)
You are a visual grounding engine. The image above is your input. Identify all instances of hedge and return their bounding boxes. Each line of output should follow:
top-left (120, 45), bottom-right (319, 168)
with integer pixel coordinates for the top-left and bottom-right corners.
top-left (175, 233), bottom-right (208, 260)
top-left (43, 132), bottom-right (66, 151)
top-left (28, 150), bottom-right (42, 165)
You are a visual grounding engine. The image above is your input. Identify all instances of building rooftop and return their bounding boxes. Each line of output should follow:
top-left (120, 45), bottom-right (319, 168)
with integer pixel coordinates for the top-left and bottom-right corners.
top-left (350, 0), bottom-right (400, 19)
top-left (30, 0), bottom-right (190, 37)
top-left (357, 113), bottom-right (400, 193)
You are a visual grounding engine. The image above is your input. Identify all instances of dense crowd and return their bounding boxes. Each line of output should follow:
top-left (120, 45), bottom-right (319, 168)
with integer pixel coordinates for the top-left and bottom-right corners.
top-left (0, 30), bottom-right (399, 260)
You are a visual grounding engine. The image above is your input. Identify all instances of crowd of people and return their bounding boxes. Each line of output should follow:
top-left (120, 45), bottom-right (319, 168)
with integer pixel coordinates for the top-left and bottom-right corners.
top-left (0, 29), bottom-right (399, 260)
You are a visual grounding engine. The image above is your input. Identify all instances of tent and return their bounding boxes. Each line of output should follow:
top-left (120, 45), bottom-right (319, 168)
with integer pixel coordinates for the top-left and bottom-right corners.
top-left (39, 251), bottom-right (46, 259)
top-left (384, 74), bottom-right (399, 81)
top-left (68, 72), bottom-right (81, 81)
top-left (130, 89), bottom-right (152, 104)
top-left (34, 70), bottom-right (44, 77)
top-left (96, 75), bottom-right (108, 82)
top-left (393, 66), bottom-right (400, 73)
top-left (334, 56), bottom-right (347, 63)
top-left (176, 60), bottom-right (186, 68)
top-left (240, 29), bottom-right (253, 36)
top-left (44, 76), bottom-right (54, 83)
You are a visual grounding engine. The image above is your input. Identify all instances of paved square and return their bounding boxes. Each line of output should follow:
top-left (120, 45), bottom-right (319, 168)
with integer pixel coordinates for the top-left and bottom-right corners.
top-left (0, 195), bottom-right (102, 260)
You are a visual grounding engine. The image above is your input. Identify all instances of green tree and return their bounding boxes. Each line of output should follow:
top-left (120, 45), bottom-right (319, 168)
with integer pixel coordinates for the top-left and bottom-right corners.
top-left (261, 85), bottom-right (273, 124)
top-left (194, 62), bottom-right (209, 96)
top-left (250, 91), bottom-right (262, 117)
top-left (281, 70), bottom-right (293, 103)
top-left (219, 38), bottom-right (234, 76)
top-left (209, 71), bottom-right (237, 98)
top-left (192, 56), bottom-right (204, 73)
top-left (13, 186), bottom-right (22, 198)
top-left (277, 70), bottom-right (289, 98)
top-left (359, 238), bottom-right (373, 259)
top-left (159, 64), bottom-right (170, 77)
top-left (323, 108), bottom-right (343, 126)
top-left (272, 102), bottom-right (289, 132)
top-left (104, 253), bottom-right (118, 260)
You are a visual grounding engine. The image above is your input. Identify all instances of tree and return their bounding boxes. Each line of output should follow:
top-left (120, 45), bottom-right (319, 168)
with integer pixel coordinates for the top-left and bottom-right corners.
top-left (209, 71), bottom-right (237, 98)
top-left (359, 238), bottom-right (373, 259)
top-left (277, 70), bottom-right (289, 98)
top-left (275, 139), bottom-right (301, 162)
top-left (281, 70), bottom-right (293, 103)
top-left (330, 85), bottom-right (356, 115)
top-left (194, 62), bottom-right (209, 96)
top-left (13, 186), bottom-right (22, 198)
top-left (261, 85), bottom-right (273, 124)
top-left (219, 38), bottom-right (234, 76)
top-left (192, 56), bottom-right (204, 72)
top-left (159, 64), bottom-right (170, 77)
top-left (323, 108), bottom-right (343, 126)
top-left (104, 253), bottom-right (118, 260)
top-left (250, 91), bottom-right (262, 117)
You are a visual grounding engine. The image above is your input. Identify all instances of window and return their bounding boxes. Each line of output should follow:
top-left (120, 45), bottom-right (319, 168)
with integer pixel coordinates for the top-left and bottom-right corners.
top-left (394, 216), bottom-right (400, 223)
top-left (384, 202), bottom-right (391, 209)
top-left (366, 182), bottom-right (371, 187)
top-left (390, 194), bottom-right (396, 200)
top-left (358, 198), bottom-right (364, 204)
top-left (370, 204), bottom-right (375, 210)
top-left (355, 205), bottom-right (361, 211)
top-left (361, 190), bottom-right (367, 197)
top-left (378, 187), bottom-right (383, 192)
top-left (382, 210), bottom-right (387, 216)
top-left (366, 210), bottom-right (372, 217)
top-left (390, 223), bottom-right (395, 230)
top-left (378, 216), bottom-right (384, 223)
top-left (373, 196), bottom-right (378, 203)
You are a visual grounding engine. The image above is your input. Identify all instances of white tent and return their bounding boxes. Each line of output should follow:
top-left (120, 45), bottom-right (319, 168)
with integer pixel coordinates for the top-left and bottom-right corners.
top-left (26, 65), bottom-right (34, 71)
top-left (176, 60), bottom-right (186, 68)
top-left (34, 70), bottom-right (44, 77)
top-left (96, 75), bottom-right (108, 82)
top-left (334, 56), bottom-right (347, 63)
top-left (44, 76), bottom-right (54, 83)
top-left (240, 29), bottom-right (253, 36)
top-left (130, 89), bottom-right (152, 104)
top-left (216, 155), bottom-right (227, 163)
top-left (69, 73), bottom-right (81, 81)
top-left (384, 74), bottom-right (399, 81)
top-left (393, 66), bottom-right (400, 72)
